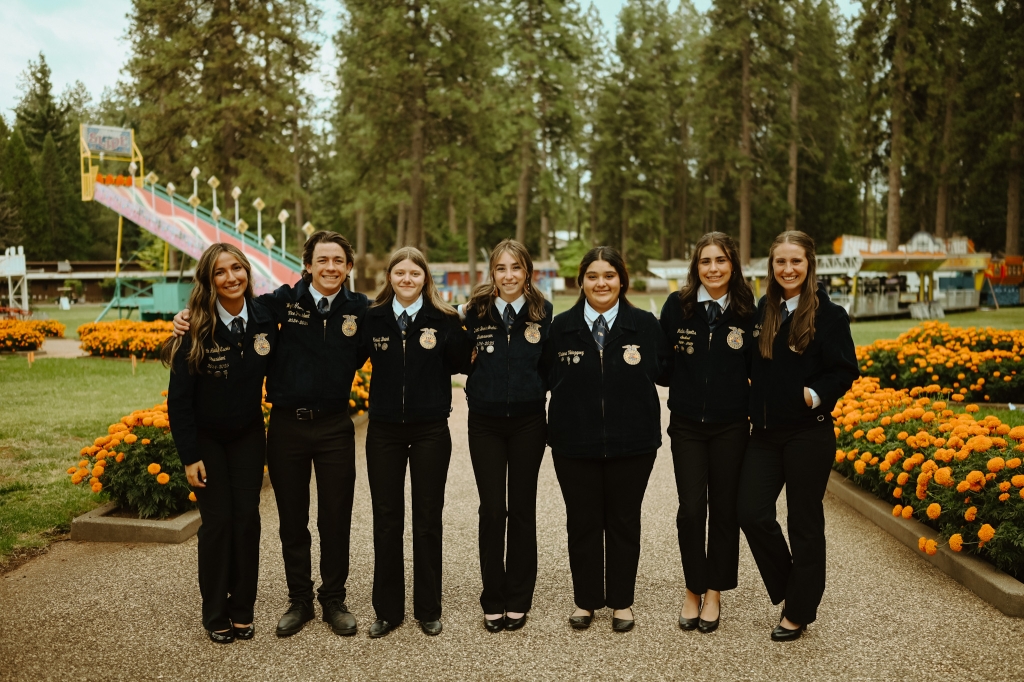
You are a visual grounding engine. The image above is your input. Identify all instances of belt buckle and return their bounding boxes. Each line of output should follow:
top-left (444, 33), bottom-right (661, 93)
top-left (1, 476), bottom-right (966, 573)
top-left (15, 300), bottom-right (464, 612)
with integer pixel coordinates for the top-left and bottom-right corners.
top-left (296, 408), bottom-right (314, 421)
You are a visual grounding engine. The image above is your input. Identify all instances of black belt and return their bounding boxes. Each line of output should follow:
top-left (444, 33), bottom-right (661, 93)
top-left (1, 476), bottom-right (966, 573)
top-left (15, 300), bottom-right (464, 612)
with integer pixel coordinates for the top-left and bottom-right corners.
top-left (280, 407), bottom-right (348, 421)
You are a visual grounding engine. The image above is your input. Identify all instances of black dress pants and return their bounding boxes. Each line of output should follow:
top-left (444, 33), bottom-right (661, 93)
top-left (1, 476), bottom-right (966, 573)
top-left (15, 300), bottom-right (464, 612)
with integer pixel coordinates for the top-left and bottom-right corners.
top-left (193, 421), bottom-right (266, 631)
top-left (467, 411), bottom-right (546, 614)
top-left (366, 419), bottom-right (452, 623)
top-left (266, 410), bottom-right (356, 606)
top-left (552, 452), bottom-right (657, 611)
top-left (737, 419), bottom-right (836, 625)
top-left (668, 413), bottom-right (748, 595)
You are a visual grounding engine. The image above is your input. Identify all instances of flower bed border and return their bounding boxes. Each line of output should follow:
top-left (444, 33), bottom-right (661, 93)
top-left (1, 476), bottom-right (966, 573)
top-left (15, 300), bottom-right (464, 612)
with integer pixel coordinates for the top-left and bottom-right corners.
top-left (827, 470), bottom-right (1024, 617)
top-left (71, 502), bottom-right (202, 544)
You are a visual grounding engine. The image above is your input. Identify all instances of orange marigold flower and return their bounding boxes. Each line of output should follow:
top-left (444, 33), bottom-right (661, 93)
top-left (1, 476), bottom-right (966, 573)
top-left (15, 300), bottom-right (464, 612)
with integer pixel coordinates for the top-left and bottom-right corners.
top-left (188, 491), bottom-right (197, 502)
top-left (893, 487), bottom-right (903, 498)
top-left (71, 473), bottom-right (83, 484)
top-left (91, 481), bottom-right (103, 493)
top-left (835, 450), bottom-right (845, 463)
top-left (115, 453), bottom-right (124, 463)
top-left (999, 481), bottom-right (1011, 493)
top-left (934, 467), bottom-right (953, 486)
top-left (897, 431), bottom-right (909, 441)
top-left (879, 461), bottom-right (891, 473)
top-left (892, 504), bottom-right (904, 517)
top-left (966, 470), bottom-right (984, 485)
top-left (141, 438), bottom-right (151, 445)
top-left (147, 463), bottom-right (161, 475)
top-left (956, 480), bottom-right (970, 493)
top-left (885, 472), bottom-right (894, 482)
top-left (92, 466), bottom-right (104, 478)
top-left (965, 506), bottom-right (977, 522)
top-left (999, 493), bottom-right (1010, 501)
top-left (1008, 426), bottom-right (1024, 442)
top-left (978, 524), bottom-right (996, 542)
top-left (901, 505), bottom-right (914, 519)
top-left (1012, 475), bottom-right (1024, 488)
top-left (926, 503), bottom-right (941, 520)
top-left (853, 460), bottom-right (866, 475)
top-left (897, 472), bottom-right (910, 486)
top-left (124, 434), bottom-right (138, 444)
top-left (948, 534), bottom-right (963, 551)
top-left (156, 472), bottom-right (170, 485)
top-left (918, 537), bottom-right (927, 551)
top-left (1006, 458), bottom-right (1021, 468)
top-left (987, 457), bottom-right (1005, 473)
top-left (924, 539), bottom-right (938, 555)
top-left (66, 467), bottom-right (77, 475)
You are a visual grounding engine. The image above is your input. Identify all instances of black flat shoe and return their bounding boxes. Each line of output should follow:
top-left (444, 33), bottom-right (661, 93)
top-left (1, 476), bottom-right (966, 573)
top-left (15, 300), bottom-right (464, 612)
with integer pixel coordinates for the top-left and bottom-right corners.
top-left (232, 624), bottom-right (255, 640)
top-left (678, 615), bottom-right (700, 631)
top-left (770, 622), bottom-right (806, 642)
top-left (504, 614), bottom-right (527, 631)
top-left (612, 609), bottom-right (634, 633)
top-left (698, 604), bottom-right (720, 634)
top-left (207, 629), bottom-right (234, 644)
top-left (369, 619), bottom-right (402, 639)
top-left (419, 619), bottom-right (443, 636)
top-left (568, 611), bottom-right (593, 630)
top-left (484, 616), bottom-right (505, 633)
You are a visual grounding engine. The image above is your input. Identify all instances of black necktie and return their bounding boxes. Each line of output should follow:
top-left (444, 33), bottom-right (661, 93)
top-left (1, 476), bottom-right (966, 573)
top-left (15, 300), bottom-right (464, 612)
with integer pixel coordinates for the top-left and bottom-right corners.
top-left (593, 314), bottom-right (608, 350)
top-left (230, 317), bottom-right (244, 337)
top-left (398, 311), bottom-right (410, 337)
top-left (503, 303), bottom-right (514, 332)
top-left (317, 297), bottom-right (329, 315)
top-left (780, 304), bottom-right (791, 324)
top-left (706, 301), bottom-right (721, 328)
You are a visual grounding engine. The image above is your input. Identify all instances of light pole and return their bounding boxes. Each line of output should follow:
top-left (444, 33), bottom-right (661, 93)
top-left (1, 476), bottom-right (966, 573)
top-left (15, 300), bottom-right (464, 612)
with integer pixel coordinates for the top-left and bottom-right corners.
top-left (166, 182), bottom-right (176, 218)
top-left (236, 219), bottom-right (249, 254)
top-left (144, 171), bottom-right (159, 212)
top-left (253, 197), bottom-right (265, 246)
top-left (189, 167), bottom-right (201, 229)
top-left (208, 175), bottom-right (220, 237)
top-left (231, 186), bottom-right (242, 231)
top-left (263, 234), bottom-right (276, 273)
top-left (128, 162), bottom-right (138, 189)
top-left (278, 209), bottom-right (289, 259)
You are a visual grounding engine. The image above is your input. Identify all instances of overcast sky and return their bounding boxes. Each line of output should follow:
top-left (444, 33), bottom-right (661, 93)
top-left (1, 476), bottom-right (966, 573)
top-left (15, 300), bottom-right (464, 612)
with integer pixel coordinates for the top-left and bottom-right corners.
top-left (0, 0), bottom-right (858, 123)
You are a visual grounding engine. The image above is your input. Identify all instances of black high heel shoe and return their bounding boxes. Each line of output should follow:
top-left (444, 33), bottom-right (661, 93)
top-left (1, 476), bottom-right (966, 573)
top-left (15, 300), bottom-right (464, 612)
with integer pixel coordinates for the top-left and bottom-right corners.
top-left (697, 602), bottom-right (720, 634)
top-left (770, 615), bottom-right (806, 642)
top-left (679, 597), bottom-right (702, 631)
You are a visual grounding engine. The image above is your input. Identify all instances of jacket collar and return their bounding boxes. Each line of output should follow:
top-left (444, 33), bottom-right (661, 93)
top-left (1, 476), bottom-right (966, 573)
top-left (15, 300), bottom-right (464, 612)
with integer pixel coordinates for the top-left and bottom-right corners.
top-left (563, 297), bottom-right (637, 349)
top-left (294, 278), bottom-right (357, 317)
top-left (368, 294), bottom-right (445, 336)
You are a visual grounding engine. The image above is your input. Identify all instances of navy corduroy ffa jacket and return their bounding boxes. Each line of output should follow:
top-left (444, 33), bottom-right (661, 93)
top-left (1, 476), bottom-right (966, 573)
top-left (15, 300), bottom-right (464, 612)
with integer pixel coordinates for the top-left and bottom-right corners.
top-left (462, 299), bottom-right (553, 417)
top-left (748, 283), bottom-right (859, 430)
top-left (543, 299), bottom-right (670, 459)
top-left (167, 298), bottom-right (277, 466)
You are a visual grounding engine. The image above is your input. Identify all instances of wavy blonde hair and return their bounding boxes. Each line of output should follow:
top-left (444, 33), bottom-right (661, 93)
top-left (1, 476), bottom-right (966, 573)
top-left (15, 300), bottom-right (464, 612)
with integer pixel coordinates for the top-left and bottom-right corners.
top-left (371, 247), bottom-right (457, 316)
top-left (466, 239), bottom-right (547, 322)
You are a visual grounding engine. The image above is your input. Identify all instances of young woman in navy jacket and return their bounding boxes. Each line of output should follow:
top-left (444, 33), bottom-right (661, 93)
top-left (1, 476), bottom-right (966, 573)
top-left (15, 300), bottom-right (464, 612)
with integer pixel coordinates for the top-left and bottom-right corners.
top-left (360, 247), bottom-right (469, 639)
top-left (163, 243), bottom-right (277, 644)
top-left (544, 246), bottom-right (670, 633)
top-left (659, 232), bottom-right (755, 634)
top-left (460, 239), bottom-right (552, 633)
top-left (737, 231), bottom-right (858, 642)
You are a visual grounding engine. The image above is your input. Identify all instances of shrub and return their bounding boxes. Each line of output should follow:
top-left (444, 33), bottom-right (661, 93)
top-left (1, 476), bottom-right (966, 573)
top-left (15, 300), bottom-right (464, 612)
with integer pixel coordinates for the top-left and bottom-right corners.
top-left (78, 320), bottom-right (174, 359)
top-left (0, 320), bottom-right (46, 351)
top-left (856, 322), bottom-right (1024, 403)
top-left (832, 376), bottom-right (1024, 579)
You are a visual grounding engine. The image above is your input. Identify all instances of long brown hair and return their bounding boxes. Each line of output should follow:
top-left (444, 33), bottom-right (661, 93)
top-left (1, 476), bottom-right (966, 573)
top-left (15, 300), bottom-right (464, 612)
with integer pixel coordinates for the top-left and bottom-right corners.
top-left (371, 246), bottom-right (458, 316)
top-left (759, 230), bottom-right (819, 359)
top-left (467, 239), bottom-right (547, 322)
top-left (576, 246), bottom-right (632, 307)
top-left (161, 243), bottom-right (255, 373)
top-left (677, 232), bottom-right (755, 319)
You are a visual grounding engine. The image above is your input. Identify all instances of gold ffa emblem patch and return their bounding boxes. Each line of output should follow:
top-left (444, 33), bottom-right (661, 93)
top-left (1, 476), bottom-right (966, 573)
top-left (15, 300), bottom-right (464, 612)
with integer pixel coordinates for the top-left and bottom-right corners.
top-left (622, 345), bottom-right (641, 366)
top-left (524, 322), bottom-right (541, 344)
top-left (686, 345), bottom-right (694, 354)
top-left (420, 328), bottom-right (437, 349)
top-left (727, 326), bottom-right (744, 349)
top-left (253, 333), bottom-right (271, 356)
top-left (342, 315), bottom-right (358, 337)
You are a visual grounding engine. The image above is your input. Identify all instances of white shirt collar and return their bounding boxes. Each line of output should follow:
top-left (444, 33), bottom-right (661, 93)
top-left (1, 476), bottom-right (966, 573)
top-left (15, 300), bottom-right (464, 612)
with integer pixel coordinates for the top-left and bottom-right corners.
top-left (583, 298), bottom-right (619, 331)
top-left (494, 294), bottom-right (526, 317)
top-left (309, 284), bottom-right (341, 310)
top-left (216, 298), bottom-right (248, 330)
top-left (393, 293), bottom-right (424, 320)
top-left (782, 295), bottom-right (800, 313)
top-left (697, 285), bottom-right (729, 310)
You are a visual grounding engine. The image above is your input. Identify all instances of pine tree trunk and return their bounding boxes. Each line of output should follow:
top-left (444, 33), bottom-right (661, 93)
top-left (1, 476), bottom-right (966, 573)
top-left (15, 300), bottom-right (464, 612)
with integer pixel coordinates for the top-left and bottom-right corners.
top-left (678, 119), bottom-right (689, 258)
top-left (540, 211), bottom-right (550, 260)
top-left (467, 202), bottom-right (477, 287)
top-left (1007, 95), bottom-right (1022, 256)
top-left (739, 39), bottom-right (752, 263)
top-left (589, 179), bottom-right (598, 246)
top-left (621, 197), bottom-right (629, 261)
top-left (448, 196), bottom-right (458, 234)
top-left (355, 206), bottom-right (366, 288)
top-left (291, 124), bottom-right (303, 240)
top-left (408, 104), bottom-right (425, 252)
top-left (786, 51), bottom-right (800, 232)
top-left (935, 76), bottom-right (955, 239)
top-left (887, 1), bottom-right (908, 252)
top-left (660, 203), bottom-right (669, 259)
top-left (516, 134), bottom-right (530, 244)
top-left (395, 202), bottom-right (406, 249)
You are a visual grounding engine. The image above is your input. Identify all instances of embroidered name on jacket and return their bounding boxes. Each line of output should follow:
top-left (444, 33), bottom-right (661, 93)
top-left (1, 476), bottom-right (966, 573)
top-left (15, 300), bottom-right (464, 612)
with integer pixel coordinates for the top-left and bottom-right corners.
top-left (675, 328), bottom-right (696, 353)
top-left (373, 336), bottom-right (390, 351)
top-left (286, 302), bottom-right (310, 326)
top-left (558, 350), bottom-right (584, 364)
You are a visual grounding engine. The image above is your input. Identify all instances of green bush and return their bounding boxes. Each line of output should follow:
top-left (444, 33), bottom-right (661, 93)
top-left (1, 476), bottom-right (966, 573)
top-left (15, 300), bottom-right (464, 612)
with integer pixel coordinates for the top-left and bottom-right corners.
top-left (101, 427), bottom-right (195, 519)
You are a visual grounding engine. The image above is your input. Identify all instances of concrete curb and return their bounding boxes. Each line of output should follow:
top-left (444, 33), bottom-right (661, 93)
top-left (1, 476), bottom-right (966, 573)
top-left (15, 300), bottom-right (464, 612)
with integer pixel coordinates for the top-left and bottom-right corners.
top-left (826, 470), bottom-right (1024, 617)
top-left (71, 502), bottom-right (201, 544)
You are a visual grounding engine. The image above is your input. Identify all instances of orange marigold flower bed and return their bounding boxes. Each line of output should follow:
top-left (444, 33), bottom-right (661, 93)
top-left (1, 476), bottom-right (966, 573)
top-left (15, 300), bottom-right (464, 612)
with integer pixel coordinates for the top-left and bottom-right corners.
top-left (77, 320), bottom-right (175, 359)
top-left (0, 320), bottom-right (46, 351)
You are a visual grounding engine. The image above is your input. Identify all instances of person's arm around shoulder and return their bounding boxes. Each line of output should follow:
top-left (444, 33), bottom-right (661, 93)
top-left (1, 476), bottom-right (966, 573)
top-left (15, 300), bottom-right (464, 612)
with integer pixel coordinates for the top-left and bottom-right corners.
top-left (806, 303), bottom-right (859, 412)
top-left (165, 337), bottom-right (206, 488)
top-left (656, 294), bottom-right (677, 386)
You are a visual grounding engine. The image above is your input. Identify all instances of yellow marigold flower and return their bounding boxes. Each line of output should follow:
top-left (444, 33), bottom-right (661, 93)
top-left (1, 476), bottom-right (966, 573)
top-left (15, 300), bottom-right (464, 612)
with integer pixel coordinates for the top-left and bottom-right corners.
top-left (893, 487), bottom-right (903, 498)
top-left (156, 472), bottom-right (170, 485)
top-left (924, 539), bottom-right (938, 555)
top-left (892, 504), bottom-right (904, 517)
top-left (918, 537), bottom-right (927, 551)
top-left (902, 505), bottom-right (914, 519)
top-left (926, 503), bottom-right (941, 520)
top-left (987, 457), bottom-right (1005, 473)
top-left (965, 506), bottom-right (977, 522)
top-left (147, 463), bottom-right (161, 475)
top-left (978, 524), bottom-right (996, 542)
top-left (897, 472), bottom-right (910, 486)
top-left (999, 493), bottom-right (1010, 501)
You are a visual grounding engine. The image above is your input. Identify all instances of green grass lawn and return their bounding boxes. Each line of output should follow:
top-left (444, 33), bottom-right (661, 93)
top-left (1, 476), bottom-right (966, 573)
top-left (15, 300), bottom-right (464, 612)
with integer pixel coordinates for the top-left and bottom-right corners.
top-left (29, 304), bottom-right (131, 339)
top-left (0, 355), bottom-right (169, 565)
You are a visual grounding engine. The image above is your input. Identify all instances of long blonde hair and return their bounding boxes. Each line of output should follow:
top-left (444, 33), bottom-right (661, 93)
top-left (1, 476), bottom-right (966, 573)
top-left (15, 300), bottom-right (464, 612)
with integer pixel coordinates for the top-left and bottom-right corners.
top-left (371, 246), bottom-right (458, 316)
top-left (161, 243), bottom-right (255, 373)
top-left (466, 239), bottom-right (547, 322)
top-left (759, 231), bottom-right (819, 359)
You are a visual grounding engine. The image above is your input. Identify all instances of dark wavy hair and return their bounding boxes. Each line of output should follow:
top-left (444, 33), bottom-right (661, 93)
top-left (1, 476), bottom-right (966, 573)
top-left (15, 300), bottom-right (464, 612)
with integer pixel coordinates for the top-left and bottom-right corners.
top-left (759, 230), bottom-right (819, 359)
top-left (576, 246), bottom-right (631, 307)
top-left (676, 232), bottom-right (755, 320)
top-left (301, 230), bottom-right (355, 285)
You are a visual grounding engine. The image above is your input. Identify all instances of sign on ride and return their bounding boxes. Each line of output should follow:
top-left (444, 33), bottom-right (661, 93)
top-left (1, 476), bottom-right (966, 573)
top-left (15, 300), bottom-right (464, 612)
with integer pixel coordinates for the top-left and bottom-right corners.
top-left (83, 125), bottom-right (133, 158)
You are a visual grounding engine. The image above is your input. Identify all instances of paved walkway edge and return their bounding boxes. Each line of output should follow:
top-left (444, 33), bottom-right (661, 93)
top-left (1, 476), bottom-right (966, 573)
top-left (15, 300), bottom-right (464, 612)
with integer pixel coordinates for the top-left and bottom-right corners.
top-left (826, 470), bottom-right (1024, 617)
top-left (71, 502), bottom-right (201, 543)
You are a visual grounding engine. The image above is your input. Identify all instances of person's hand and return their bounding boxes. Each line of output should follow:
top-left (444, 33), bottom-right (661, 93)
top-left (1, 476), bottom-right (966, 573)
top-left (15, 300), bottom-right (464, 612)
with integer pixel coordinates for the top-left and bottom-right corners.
top-left (185, 460), bottom-right (206, 488)
top-left (803, 387), bottom-right (813, 407)
top-left (172, 309), bottom-right (191, 337)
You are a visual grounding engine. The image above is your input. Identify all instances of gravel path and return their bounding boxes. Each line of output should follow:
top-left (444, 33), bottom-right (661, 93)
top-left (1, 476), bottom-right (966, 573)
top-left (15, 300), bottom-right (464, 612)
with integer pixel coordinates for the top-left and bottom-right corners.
top-left (2, 388), bottom-right (1021, 681)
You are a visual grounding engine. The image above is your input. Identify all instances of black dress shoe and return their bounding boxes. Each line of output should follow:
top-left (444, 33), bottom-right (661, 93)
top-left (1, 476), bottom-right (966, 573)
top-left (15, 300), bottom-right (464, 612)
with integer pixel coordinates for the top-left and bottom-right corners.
top-left (504, 614), bottom-right (527, 631)
top-left (419, 619), bottom-right (443, 636)
top-left (276, 600), bottom-right (314, 637)
top-left (770, 622), bottom-right (806, 642)
top-left (323, 600), bottom-right (357, 636)
top-left (678, 615), bottom-right (700, 631)
top-left (232, 624), bottom-right (255, 640)
top-left (207, 629), bottom-right (235, 644)
top-left (484, 616), bottom-right (505, 633)
top-left (612, 609), bottom-right (634, 633)
top-left (568, 611), bottom-right (593, 630)
top-left (698, 604), bottom-right (720, 633)
top-left (369, 619), bottom-right (402, 639)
